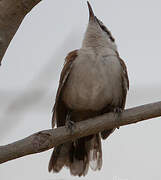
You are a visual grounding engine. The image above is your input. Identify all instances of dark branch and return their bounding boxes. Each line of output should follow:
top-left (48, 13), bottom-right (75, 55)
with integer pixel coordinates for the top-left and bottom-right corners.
top-left (0, 101), bottom-right (161, 164)
top-left (0, 0), bottom-right (42, 65)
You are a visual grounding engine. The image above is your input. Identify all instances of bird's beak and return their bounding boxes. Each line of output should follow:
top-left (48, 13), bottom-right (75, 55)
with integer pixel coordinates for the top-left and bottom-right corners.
top-left (87, 1), bottom-right (95, 21)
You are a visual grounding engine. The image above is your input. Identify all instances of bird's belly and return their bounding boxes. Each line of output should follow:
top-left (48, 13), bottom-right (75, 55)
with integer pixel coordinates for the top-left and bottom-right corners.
top-left (63, 83), bottom-right (112, 111)
top-left (62, 56), bottom-right (122, 111)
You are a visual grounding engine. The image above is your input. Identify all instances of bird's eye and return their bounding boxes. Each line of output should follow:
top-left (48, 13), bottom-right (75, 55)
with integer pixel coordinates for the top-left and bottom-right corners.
top-left (101, 25), bottom-right (115, 42)
top-left (95, 17), bottom-right (115, 42)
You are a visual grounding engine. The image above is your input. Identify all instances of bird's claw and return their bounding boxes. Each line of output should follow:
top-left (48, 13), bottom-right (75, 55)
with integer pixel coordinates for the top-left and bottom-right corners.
top-left (65, 120), bottom-right (76, 134)
top-left (113, 107), bottom-right (123, 129)
top-left (113, 107), bottom-right (123, 114)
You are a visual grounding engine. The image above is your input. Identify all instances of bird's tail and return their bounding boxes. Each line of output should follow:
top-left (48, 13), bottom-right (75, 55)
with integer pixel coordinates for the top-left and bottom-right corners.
top-left (48, 134), bottom-right (102, 176)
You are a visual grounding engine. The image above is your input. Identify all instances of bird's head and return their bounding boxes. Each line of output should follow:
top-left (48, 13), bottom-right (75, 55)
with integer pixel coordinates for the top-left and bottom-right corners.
top-left (82, 1), bottom-right (117, 52)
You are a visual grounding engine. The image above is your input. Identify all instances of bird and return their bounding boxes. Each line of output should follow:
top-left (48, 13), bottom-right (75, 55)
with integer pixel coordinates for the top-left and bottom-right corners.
top-left (48, 1), bottom-right (129, 177)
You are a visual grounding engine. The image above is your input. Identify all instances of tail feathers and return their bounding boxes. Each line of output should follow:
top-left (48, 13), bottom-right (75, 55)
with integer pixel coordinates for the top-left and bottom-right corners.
top-left (48, 134), bottom-right (102, 176)
top-left (48, 143), bottom-right (71, 173)
top-left (89, 134), bottom-right (102, 170)
top-left (70, 157), bottom-right (89, 176)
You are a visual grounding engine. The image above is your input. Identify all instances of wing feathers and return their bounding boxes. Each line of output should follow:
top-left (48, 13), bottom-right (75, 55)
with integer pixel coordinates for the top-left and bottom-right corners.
top-left (52, 50), bottom-right (78, 128)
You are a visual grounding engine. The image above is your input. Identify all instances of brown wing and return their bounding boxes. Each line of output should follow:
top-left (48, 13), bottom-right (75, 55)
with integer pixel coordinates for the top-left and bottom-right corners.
top-left (118, 57), bottom-right (129, 109)
top-left (52, 50), bottom-right (78, 128)
top-left (101, 55), bottom-right (129, 140)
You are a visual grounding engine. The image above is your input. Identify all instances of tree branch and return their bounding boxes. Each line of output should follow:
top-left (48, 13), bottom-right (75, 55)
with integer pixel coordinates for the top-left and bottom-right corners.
top-left (0, 0), bottom-right (42, 65)
top-left (1, 101), bottom-right (161, 164)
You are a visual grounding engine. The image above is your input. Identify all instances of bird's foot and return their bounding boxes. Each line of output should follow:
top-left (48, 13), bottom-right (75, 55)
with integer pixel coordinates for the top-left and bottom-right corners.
top-left (65, 120), bottom-right (76, 134)
top-left (114, 107), bottom-right (123, 114)
top-left (113, 107), bottom-right (123, 129)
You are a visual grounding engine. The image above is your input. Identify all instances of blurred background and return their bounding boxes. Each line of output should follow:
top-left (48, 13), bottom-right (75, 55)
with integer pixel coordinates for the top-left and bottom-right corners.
top-left (0, 0), bottom-right (161, 179)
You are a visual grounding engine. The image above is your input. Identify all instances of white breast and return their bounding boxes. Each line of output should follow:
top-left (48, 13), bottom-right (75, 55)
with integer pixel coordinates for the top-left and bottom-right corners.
top-left (62, 49), bottom-right (122, 111)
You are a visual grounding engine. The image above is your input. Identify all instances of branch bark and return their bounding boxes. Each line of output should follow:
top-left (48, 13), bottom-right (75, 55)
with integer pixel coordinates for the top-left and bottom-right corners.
top-left (0, 101), bottom-right (161, 164)
top-left (0, 0), bottom-right (42, 65)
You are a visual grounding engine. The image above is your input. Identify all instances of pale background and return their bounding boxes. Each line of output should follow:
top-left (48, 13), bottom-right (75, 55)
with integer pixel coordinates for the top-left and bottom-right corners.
top-left (0, 0), bottom-right (161, 180)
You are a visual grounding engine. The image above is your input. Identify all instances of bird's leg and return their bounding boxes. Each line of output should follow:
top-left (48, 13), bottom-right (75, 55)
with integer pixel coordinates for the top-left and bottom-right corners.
top-left (65, 112), bottom-right (76, 134)
top-left (113, 107), bottom-right (123, 129)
